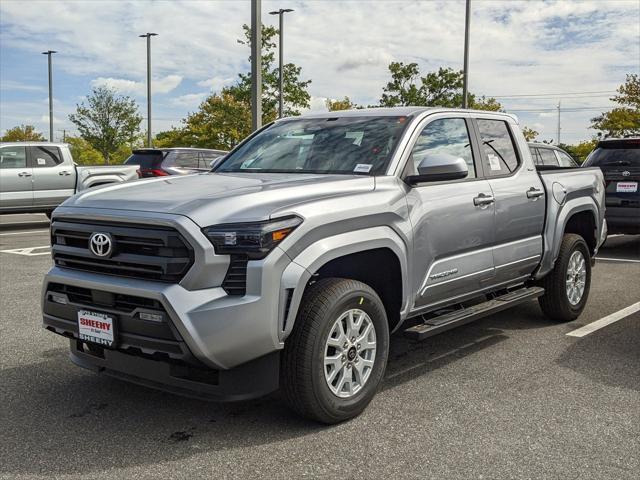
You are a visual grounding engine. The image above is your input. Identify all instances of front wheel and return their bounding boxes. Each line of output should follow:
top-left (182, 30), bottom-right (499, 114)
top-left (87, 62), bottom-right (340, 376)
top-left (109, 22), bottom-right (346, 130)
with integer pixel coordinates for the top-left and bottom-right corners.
top-left (538, 233), bottom-right (591, 322)
top-left (281, 278), bottom-right (389, 424)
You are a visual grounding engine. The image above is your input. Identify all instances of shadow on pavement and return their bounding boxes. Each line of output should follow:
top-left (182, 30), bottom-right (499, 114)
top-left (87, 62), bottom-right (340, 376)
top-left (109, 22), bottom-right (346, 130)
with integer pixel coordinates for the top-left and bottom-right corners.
top-left (0, 305), bottom-right (553, 476)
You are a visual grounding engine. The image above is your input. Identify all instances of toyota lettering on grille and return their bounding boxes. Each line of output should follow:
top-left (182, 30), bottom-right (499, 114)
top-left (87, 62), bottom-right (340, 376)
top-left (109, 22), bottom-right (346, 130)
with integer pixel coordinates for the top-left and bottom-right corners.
top-left (89, 232), bottom-right (113, 257)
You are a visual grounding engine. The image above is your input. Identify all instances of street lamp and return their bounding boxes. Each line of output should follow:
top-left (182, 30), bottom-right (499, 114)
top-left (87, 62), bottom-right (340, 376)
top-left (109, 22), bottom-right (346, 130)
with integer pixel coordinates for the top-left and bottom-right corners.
top-left (251, 0), bottom-right (262, 131)
top-left (269, 8), bottom-right (294, 118)
top-left (462, 0), bottom-right (471, 109)
top-left (41, 50), bottom-right (57, 142)
top-left (139, 33), bottom-right (158, 147)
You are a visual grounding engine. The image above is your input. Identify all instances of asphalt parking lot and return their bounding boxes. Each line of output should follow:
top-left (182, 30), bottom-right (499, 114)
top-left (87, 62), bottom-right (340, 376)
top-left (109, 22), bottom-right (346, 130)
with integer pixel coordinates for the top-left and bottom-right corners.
top-left (1, 214), bottom-right (638, 480)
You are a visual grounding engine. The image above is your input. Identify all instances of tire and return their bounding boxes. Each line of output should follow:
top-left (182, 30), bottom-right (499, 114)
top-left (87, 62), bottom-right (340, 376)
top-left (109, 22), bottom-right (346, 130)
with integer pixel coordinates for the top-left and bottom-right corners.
top-left (538, 233), bottom-right (591, 322)
top-left (281, 278), bottom-right (390, 424)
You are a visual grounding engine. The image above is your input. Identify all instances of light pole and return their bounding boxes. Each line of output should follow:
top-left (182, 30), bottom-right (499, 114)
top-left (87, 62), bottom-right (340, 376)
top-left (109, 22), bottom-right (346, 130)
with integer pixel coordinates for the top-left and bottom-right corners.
top-left (139, 33), bottom-right (158, 147)
top-left (269, 8), bottom-right (294, 118)
top-left (251, 0), bottom-right (262, 131)
top-left (462, 0), bottom-right (471, 109)
top-left (41, 50), bottom-right (57, 142)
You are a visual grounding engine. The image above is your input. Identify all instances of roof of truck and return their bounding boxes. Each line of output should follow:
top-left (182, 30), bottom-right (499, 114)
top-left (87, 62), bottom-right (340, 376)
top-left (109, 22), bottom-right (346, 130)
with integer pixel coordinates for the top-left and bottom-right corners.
top-left (0, 141), bottom-right (68, 147)
top-left (289, 106), bottom-right (518, 122)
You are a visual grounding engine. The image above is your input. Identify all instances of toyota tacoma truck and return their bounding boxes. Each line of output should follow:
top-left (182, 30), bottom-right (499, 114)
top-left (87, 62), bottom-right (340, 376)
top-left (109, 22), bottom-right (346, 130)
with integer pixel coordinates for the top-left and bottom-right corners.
top-left (0, 142), bottom-right (140, 217)
top-left (42, 108), bottom-right (606, 423)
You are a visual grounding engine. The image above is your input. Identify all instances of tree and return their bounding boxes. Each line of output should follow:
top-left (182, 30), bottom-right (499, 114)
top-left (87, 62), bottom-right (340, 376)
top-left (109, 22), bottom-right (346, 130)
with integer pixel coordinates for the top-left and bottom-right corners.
top-left (558, 140), bottom-right (598, 164)
top-left (228, 24), bottom-right (311, 123)
top-left (65, 136), bottom-right (103, 165)
top-left (522, 126), bottom-right (539, 142)
top-left (379, 63), bottom-right (502, 111)
top-left (326, 96), bottom-right (357, 111)
top-left (591, 74), bottom-right (640, 137)
top-left (1, 124), bottom-right (45, 141)
top-left (68, 87), bottom-right (142, 164)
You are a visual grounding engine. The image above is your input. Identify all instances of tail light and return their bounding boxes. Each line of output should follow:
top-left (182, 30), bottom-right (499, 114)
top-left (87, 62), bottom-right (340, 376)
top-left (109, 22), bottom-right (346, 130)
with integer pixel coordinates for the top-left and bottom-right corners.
top-left (139, 168), bottom-right (169, 177)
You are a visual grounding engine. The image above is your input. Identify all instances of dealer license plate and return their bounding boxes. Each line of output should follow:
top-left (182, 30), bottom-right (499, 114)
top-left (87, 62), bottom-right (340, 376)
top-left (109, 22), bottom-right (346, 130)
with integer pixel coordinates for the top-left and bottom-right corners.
top-left (616, 181), bottom-right (638, 193)
top-left (78, 310), bottom-right (115, 347)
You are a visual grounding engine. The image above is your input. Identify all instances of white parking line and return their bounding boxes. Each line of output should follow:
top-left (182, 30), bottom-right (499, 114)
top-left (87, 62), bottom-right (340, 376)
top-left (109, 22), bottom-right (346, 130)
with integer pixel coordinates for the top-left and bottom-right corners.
top-left (0, 230), bottom-right (50, 236)
top-left (596, 257), bottom-right (640, 263)
top-left (567, 302), bottom-right (640, 337)
top-left (0, 246), bottom-right (51, 256)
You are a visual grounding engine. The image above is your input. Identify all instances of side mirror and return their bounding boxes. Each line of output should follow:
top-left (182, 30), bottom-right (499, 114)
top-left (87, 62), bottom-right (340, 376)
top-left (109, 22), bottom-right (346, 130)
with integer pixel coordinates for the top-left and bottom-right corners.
top-left (406, 152), bottom-right (469, 185)
top-left (210, 155), bottom-right (225, 169)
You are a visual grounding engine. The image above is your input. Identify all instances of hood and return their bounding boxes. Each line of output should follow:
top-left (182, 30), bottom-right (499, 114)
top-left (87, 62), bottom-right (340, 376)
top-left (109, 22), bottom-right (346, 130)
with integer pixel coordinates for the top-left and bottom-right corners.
top-left (61, 172), bottom-right (375, 226)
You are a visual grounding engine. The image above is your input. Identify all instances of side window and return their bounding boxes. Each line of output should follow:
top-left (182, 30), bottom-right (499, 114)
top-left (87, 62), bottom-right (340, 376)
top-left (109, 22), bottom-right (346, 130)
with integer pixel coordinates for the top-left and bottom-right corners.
top-left (477, 119), bottom-right (520, 176)
top-left (173, 152), bottom-right (199, 168)
top-left (409, 118), bottom-right (476, 179)
top-left (31, 146), bottom-right (63, 167)
top-left (530, 148), bottom-right (542, 165)
top-left (539, 148), bottom-right (559, 166)
top-left (556, 150), bottom-right (577, 167)
top-left (0, 146), bottom-right (27, 169)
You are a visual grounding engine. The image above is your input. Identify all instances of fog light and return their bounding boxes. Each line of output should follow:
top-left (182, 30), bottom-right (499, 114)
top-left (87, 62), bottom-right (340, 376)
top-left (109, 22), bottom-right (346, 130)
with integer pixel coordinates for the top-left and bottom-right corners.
top-left (140, 312), bottom-right (163, 322)
top-left (50, 293), bottom-right (67, 305)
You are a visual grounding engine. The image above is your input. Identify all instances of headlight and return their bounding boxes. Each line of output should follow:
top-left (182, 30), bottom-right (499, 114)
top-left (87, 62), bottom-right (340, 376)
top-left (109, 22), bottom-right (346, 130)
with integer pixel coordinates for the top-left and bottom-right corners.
top-left (203, 216), bottom-right (302, 259)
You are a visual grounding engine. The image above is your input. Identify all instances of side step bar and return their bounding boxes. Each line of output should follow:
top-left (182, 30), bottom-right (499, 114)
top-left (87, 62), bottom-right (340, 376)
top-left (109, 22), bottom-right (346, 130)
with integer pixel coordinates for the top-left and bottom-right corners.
top-left (404, 286), bottom-right (545, 341)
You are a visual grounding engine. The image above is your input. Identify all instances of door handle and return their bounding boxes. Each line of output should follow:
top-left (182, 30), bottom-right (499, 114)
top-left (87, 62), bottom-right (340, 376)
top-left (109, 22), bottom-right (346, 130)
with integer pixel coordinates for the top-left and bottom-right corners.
top-left (473, 193), bottom-right (495, 207)
top-left (526, 187), bottom-right (544, 199)
top-left (17, 171), bottom-right (32, 177)
top-left (59, 170), bottom-right (71, 176)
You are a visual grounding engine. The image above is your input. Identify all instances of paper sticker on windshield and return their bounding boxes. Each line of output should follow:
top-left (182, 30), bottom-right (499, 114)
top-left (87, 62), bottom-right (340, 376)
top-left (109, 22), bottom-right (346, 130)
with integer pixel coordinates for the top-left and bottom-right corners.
top-left (354, 164), bottom-right (373, 173)
top-left (487, 154), bottom-right (501, 171)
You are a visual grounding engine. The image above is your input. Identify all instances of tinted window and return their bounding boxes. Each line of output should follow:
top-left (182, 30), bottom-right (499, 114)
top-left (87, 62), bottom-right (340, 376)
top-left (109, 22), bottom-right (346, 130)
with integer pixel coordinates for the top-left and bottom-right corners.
top-left (217, 116), bottom-right (409, 175)
top-left (199, 151), bottom-right (223, 169)
top-left (584, 142), bottom-right (640, 167)
top-left (168, 151), bottom-right (200, 168)
top-left (556, 150), bottom-right (577, 167)
top-left (530, 147), bottom-right (542, 165)
top-left (0, 146), bottom-right (27, 169)
top-left (539, 148), bottom-right (559, 166)
top-left (125, 151), bottom-right (164, 168)
top-left (409, 118), bottom-right (475, 178)
top-left (477, 119), bottom-right (520, 176)
top-left (32, 146), bottom-right (63, 167)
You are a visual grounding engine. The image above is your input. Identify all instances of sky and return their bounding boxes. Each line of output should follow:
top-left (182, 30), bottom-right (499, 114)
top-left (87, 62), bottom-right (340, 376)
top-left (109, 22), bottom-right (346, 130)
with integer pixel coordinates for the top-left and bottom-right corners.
top-left (1, 0), bottom-right (639, 145)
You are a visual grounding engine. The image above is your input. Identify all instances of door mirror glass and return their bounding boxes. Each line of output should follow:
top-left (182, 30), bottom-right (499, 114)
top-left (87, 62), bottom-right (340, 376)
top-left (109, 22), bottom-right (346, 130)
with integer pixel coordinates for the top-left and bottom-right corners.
top-left (210, 155), bottom-right (225, 169)
top-left (407, 152), bottom-right (468, 184)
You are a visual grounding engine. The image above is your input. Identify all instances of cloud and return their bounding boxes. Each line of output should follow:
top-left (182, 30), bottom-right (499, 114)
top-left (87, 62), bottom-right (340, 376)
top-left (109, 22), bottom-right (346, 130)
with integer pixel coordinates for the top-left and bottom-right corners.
top-left (170, 92), bottom-right (208, 108)
top-left (197, 76), bottom-right (235, 92)
top-left (90, 75), bottom-right (182, 96)
top-left (0, 80), bottom-right (44, 92)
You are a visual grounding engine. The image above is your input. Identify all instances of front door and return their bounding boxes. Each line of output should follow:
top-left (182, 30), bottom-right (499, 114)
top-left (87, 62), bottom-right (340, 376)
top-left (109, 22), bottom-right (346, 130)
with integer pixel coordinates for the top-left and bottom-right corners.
top-left (0, 145), bottom-right (33, 209)
top-left (29, 145), bottom-right (74, 207)
top-left (404, 116), bottom-right (496, 311)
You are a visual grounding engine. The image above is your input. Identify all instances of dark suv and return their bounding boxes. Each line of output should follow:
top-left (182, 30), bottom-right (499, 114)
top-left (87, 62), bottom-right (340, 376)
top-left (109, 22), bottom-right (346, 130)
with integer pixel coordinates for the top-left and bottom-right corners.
top-left (583, 137), bottom-right (639, 234)
top-left (125, 148), bottom-right (227, 178)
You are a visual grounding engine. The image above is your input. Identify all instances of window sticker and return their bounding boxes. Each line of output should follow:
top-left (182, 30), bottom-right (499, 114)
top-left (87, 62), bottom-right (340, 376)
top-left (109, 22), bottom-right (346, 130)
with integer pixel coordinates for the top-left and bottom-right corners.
top-left (487, 153), bottom-right (501, 171)
top-left (353, 163), bottom-right (373, 173)
top-left (37, 158), bottom-right (47, 166)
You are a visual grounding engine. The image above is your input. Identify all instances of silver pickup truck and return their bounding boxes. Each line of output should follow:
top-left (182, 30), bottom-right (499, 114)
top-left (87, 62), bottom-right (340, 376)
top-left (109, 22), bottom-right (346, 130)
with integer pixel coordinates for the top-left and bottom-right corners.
top-left (0, 142), bottom-right (139, 216)
top-left (42, 108), bottom-right (606, 423)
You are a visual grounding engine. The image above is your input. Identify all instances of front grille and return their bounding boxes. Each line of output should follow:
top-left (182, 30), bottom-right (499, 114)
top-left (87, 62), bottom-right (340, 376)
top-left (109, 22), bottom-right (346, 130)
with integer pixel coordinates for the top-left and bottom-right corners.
top-left (222, 255), bottom-right (248, 295)
top-left (51, 219), bottom-right (194, 283)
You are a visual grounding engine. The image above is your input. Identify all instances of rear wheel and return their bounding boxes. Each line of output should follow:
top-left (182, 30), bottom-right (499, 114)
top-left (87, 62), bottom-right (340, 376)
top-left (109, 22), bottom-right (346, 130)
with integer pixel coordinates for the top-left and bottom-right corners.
top-left (538, 233), bottom-right (591, 322)
top-left (281, 278), bottom-right (389, 424)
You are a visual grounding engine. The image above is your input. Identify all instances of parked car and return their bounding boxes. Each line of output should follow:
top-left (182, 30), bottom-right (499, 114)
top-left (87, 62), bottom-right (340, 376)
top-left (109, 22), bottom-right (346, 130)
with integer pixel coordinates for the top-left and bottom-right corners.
top-left (529, 143), bottom-right (578, 167)
top-left (43, 108), bottom-right (606, 423)
top-left (0, 142), bottom-right (139, 217)
top-left (124, 148), bottom-right (227, 177)
top-left (583, 137), bottom-right (639, 234)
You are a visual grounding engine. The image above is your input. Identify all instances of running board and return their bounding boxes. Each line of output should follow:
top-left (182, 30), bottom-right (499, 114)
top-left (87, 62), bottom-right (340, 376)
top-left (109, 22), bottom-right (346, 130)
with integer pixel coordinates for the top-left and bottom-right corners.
top-left (404, 286), bottom-right (545, 341)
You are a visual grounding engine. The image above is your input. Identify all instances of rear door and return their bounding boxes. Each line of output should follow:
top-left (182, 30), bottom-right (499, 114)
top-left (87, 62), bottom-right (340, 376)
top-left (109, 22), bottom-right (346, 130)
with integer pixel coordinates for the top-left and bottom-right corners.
top-left (29, 145), bottom-right (74, 206)
top-left (474, 118), bottom-right (545, 285)
top-left (404, 115), bottom-right (496, 310)
top-left (0, 145), bottom-right (33, 209)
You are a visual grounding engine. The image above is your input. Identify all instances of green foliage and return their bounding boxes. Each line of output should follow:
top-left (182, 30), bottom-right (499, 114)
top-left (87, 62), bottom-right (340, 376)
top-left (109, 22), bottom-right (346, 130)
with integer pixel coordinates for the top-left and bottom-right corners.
top-left (379, 63), bottom-right (502, 111)
top-left (326, 96), bottom-right (357, 111)
top-left (1, 124), bottom-right (45, 141)
top-left (65, 136), bottom-right (103, 165)
top-left (558, 140), bottom-right (598, 164)
top-left (522, 126), bottom-right (539, 142)
top-left (68, 87), bottom-right (142, 164)
top-left (591, 74), bottom-right (640, 137)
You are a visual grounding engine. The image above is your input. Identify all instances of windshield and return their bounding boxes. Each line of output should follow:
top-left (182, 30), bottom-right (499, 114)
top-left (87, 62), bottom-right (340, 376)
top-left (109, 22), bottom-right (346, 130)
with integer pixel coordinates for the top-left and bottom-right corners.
top-left (124, 151), bottom-right (166, 168)
top-left (584, 141), bottom-right (640, 167)
top-left (216, 116), bottom-right (409, 175)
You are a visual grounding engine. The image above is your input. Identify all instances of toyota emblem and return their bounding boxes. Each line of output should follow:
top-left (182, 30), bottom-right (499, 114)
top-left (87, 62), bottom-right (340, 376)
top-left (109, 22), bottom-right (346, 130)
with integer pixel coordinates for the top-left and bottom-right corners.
top-left (89, 232), bottom-right (113, 257)
top-left (622, 170), bottom-right (630, 177)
